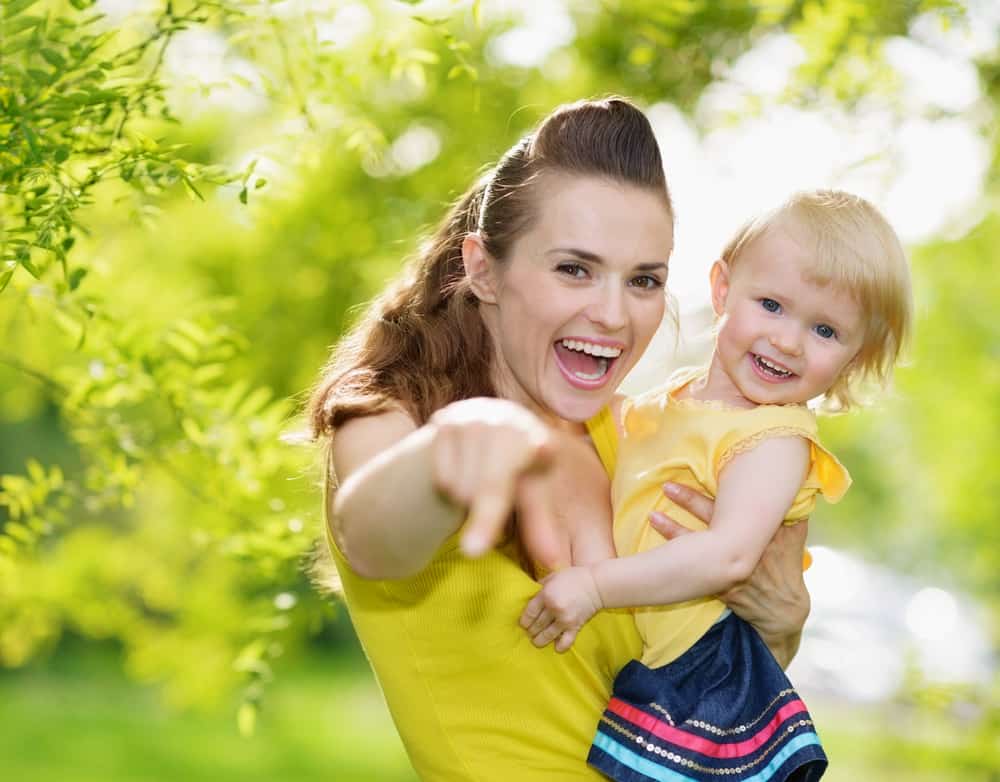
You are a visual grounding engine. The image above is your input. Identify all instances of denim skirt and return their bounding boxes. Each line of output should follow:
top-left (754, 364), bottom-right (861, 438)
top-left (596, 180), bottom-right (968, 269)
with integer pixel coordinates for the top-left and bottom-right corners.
top-left (588, 612), bottom-right (826, 782)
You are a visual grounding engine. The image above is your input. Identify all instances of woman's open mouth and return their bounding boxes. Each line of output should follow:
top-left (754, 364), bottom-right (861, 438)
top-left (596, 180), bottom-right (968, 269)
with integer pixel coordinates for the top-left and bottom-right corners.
top-left (553, 338), bottom-right (623, 389)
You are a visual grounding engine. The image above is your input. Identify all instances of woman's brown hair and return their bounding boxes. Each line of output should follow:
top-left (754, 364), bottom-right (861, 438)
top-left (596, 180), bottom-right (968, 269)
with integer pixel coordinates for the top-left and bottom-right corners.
top-left (308, 97), bottom-right (672, 437)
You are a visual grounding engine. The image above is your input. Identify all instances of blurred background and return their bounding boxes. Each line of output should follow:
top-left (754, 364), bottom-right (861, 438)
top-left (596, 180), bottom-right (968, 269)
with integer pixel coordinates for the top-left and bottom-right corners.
top-left (1, 0), bottom-right (998, 779)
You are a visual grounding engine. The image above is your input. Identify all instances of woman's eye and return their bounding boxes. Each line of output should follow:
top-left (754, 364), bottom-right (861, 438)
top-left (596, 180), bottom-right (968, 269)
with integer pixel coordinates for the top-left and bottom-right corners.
top-left (760, 298), bottom-right (781, 313)
top-left (557, 263), bottom-right (587, 279)
top-left (630, 275), bottom-right (663, 290)
top-left (815, 323), bottom-right (836, 340)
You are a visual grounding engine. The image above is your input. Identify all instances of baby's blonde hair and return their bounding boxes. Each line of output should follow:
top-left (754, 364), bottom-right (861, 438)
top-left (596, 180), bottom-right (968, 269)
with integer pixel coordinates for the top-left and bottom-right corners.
top-left (721, 189), bottom-right (912, 410)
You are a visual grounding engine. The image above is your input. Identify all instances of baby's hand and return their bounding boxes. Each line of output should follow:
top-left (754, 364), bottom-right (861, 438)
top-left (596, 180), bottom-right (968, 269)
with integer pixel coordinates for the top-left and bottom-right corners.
top-left (518, 567), bottom-right (603, 653)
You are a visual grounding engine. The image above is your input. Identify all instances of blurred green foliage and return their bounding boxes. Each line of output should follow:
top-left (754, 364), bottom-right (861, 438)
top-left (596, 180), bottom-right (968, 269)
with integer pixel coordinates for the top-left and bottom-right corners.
top-left (1, 0), bottom-right (997, 774)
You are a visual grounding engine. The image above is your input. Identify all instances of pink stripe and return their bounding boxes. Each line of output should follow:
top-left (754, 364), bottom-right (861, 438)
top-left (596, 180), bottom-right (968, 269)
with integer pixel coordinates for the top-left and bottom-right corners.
top-left (607, 698), bottom-right (809, 759)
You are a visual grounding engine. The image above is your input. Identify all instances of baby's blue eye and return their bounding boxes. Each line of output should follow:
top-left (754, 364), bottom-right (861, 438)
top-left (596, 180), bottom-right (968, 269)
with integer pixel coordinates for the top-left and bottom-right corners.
top-left (815, 324), bottom-right (836, 339)
top-left (760, 298), bottom-right (780, 313)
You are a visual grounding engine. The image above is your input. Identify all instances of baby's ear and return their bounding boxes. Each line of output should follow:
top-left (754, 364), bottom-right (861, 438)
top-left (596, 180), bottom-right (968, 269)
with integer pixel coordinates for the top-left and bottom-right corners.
top-left (709, 260), bottom-right (730, 316)
top-left (462, 232), bottom-right (498, 304)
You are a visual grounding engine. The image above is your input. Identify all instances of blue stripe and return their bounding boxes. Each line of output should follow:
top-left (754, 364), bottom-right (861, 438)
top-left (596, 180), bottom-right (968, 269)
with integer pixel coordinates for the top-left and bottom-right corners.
top-left (592, 730), bottom-right (823, 782)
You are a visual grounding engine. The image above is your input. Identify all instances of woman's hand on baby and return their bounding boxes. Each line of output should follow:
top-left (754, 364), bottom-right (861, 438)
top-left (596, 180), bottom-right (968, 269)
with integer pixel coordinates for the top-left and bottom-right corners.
top-left (519, 567), bottom-right (603, 653)
top-left (649, 482), bottom-right (810, 666)
top-left (429, 398), bottom-right (556, 558)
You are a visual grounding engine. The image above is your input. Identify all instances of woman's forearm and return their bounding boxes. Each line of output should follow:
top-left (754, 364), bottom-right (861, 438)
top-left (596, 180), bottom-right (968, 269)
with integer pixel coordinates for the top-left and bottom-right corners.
top-left (332, 423), bottom-right (464, 580)
top-left (760, 629), bottom-right (802, 670)
top-left (332, 397), bottom-right (555, 579)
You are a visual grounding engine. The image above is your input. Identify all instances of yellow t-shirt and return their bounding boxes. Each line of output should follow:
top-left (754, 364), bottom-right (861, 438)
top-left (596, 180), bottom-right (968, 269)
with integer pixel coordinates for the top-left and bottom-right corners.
top-left (614, 374), bottom-right (850, 669)
top-left (326, 408), bottom-right (641, 781)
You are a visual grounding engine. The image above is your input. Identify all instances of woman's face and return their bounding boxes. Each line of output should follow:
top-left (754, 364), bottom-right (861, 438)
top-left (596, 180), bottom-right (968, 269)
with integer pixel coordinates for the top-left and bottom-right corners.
top-left (473, 173), bottom-right (674, 424)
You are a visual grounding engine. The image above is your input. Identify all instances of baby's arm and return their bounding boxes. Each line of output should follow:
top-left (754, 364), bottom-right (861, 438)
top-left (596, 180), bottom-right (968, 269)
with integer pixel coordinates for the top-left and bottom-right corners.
top-left (520, 435), bottom-right (809, 651)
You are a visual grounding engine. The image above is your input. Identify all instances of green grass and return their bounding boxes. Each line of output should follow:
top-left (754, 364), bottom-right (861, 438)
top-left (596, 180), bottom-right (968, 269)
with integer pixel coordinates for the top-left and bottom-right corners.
top-left (0, 646), bottom-right (417, 782)
top-left (2, 650), bottom-right (994, 782)
top-left (812, 697), bottom-right (999, 782)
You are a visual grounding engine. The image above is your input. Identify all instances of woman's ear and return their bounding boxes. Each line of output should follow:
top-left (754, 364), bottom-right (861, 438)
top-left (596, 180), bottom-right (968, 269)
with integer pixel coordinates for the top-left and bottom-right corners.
top-left (462, 232), bottom-right (498, 304)
top-left (709, 260), bottom-right (730, 316)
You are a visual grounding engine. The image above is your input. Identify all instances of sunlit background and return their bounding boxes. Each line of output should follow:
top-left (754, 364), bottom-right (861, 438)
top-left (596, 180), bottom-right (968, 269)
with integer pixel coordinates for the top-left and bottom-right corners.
top-left (2, 0), bottom-right (998, 780)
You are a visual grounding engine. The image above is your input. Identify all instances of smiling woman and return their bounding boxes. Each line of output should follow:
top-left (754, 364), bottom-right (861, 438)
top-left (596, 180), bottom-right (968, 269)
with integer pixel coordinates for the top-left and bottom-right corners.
top-left (462, 173), bottom-right (673, 421)
top-left (306, 97), bottom-right (812, 781)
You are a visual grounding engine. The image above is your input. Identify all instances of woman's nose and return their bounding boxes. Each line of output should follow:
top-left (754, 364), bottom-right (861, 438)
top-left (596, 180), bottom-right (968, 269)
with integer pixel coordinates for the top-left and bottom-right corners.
top-left (588, 285), bottom-right (627, 332)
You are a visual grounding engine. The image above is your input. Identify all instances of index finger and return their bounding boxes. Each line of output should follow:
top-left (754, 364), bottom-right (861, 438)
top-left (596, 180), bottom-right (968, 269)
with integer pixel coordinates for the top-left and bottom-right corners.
top-left (461, 489), bottom-right (514, 557)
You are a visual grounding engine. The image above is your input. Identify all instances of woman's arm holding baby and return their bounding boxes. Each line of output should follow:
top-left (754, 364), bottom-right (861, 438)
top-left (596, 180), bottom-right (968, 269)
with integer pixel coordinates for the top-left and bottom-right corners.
top-left (650, 487), bottom-right (810, 669)
top-left (521, 436), bottom-right (810, 653)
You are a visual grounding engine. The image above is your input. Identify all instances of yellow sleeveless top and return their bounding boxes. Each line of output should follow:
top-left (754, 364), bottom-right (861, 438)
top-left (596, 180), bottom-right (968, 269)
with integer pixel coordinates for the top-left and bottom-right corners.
top-left (614, 374), bottom-right (850, 668)
top-left (326, 407), bottom-right (641, 781)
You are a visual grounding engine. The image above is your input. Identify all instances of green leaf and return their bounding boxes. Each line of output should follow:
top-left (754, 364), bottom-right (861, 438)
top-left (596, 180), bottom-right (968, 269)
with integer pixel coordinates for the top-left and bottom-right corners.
top-left (4, 14), bottom-right (43, 34)
top-left (40, 48), bottom-right (66, 69)
top-left (3, 0), bottom-right (42, 20)
top-left (27, 68), bottom-right (54, 86)
top-left (239, 187), bottom-right (248, 205)
top-left (254, 178), bottom-right (266, 189)
top-left (192, 363), bottom-right (226, 385)
top-left (163, 331), bottom-right (200, 362)
top-left (237, 702), bottom-right (257, 737)
top-left (26, 459), bottom-right (45, 484)
top-left (181, 417), bottom-right (206, 445)
top-left (19, 254), bottom-right (40, 279)
top-left (182, 177), bottom-right (204, 201)
top-left (241, 158), bottom-right (257, 185)
top-left (173, 320), bottom-right (209, 345)
top-left (236, 386), bottom-right (272, 418)
top-left (408, 48), bottom-right (440, 65)
top-left (2, 32), bottom-right (33, 55)
top-left (0, 261), bottom-right (16, 293)
top-left (5, 522), bottom-right (36, 545)
top-left (68, 267), bottom-right (87, 291)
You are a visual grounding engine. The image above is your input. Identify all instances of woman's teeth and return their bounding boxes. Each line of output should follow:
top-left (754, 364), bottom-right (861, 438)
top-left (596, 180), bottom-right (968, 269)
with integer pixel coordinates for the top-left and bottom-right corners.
top-left (573, 357), bottom-right (609, 380)
top-left (557, 338), bottom-right (620, 381)
top-left (559, 339), bottom-right (622, 359)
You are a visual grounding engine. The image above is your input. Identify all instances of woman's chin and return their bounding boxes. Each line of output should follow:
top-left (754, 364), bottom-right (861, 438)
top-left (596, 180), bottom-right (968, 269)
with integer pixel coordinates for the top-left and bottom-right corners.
top-left (545, 386), bottom-right (616, 423)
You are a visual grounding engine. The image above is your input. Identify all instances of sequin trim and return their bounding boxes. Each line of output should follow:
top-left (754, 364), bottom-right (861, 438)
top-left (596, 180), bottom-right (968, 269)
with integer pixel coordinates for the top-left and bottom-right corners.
top-left (671, 688), bottom-right (795, 737)
top-left (648, 702), bottom-right (675, 726)
top-left (599, 713), bottom-right (817, 775)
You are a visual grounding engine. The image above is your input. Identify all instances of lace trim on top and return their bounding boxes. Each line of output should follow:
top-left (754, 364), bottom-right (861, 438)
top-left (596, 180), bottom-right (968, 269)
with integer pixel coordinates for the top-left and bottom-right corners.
top-left (665, 366), bottom-right (806, 412)
top-left (716, 425), bottom-right (815, 474)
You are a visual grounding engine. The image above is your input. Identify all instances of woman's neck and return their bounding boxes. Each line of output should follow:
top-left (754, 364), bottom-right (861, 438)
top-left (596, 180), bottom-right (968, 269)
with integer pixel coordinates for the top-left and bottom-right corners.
top-left (489, 364), bottom-right (589, 437)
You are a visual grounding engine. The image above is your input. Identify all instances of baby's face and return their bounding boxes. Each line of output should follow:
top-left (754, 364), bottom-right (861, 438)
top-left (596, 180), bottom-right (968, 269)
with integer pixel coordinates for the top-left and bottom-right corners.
top-left (712, 220), bottom-right (865, 406)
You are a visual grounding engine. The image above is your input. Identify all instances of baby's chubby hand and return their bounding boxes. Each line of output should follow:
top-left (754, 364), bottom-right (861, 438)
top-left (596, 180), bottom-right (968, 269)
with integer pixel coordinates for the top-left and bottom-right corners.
top-left (518, 567), bottom-right (604, 653)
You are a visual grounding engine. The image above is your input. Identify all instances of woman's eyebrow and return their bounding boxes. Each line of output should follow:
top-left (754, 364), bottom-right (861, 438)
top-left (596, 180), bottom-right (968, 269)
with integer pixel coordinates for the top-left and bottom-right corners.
top-left (546, 247), bottom-right (603, 262)
top-left (546, 247), bottom-right (668, 271)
